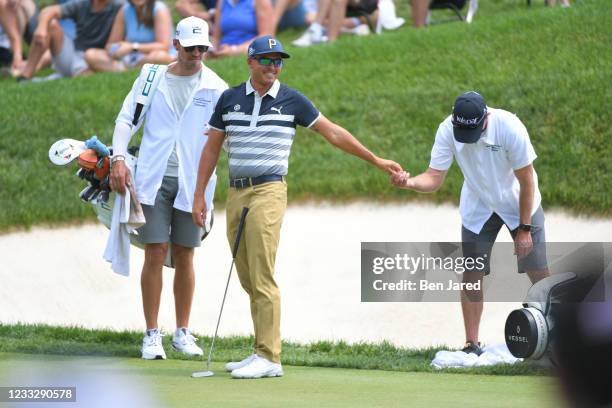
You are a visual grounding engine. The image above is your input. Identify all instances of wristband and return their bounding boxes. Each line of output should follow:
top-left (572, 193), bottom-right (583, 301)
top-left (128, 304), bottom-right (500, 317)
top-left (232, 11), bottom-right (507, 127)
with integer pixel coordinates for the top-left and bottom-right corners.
top-left (111, 155), bottom-right (125, 164)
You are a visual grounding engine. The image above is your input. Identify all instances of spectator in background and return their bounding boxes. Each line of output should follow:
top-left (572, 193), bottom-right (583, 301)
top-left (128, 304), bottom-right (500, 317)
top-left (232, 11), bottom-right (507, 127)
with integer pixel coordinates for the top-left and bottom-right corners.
top-left (292, 0), bottom-right (378, 47)
top-left (57, 0), bottom-right (77, 40)
top-left (546, 0), bottom-right (570, 7)
top-left (270, 0), bottom-right (309, 32)
top-left (0, 26), bottom-right (10, 67)
top-left (409, 0), bottom-right (429, 28)
top-left (209, 0), bottom-right (306, 58)
top-left (301, 0), bottom-right (317, 23)
top-left (175, 0), bottom-right (216, 24)
top-left (208, 0), bottom-right (272, 58)
top-left (16, 0), bottom-right (123, 81)
top-left (85, 0), bottom-right (175, 72)
top-left (0, 0), bottom-right (51, 76)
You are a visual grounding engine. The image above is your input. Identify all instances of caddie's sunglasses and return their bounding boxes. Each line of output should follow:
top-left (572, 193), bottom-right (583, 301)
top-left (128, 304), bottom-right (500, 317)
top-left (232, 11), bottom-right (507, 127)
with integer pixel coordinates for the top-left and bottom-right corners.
top-left (254, 57), bottom-right (283, 67)
top-left (183, 45), bottom-right (208, 53)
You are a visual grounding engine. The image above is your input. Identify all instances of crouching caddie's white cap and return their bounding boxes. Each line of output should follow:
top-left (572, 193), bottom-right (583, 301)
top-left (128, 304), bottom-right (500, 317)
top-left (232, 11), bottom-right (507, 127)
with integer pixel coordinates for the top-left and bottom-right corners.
top-left (176, 16), bottom-right (212, 47)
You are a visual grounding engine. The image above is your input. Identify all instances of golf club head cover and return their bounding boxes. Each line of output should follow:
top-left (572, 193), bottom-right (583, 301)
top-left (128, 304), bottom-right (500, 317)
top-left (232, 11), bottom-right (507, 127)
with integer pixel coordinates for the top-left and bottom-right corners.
top-left (85, 135), bottom-right (111, 157)
top-left (48, 139), bottom-right (87, 166)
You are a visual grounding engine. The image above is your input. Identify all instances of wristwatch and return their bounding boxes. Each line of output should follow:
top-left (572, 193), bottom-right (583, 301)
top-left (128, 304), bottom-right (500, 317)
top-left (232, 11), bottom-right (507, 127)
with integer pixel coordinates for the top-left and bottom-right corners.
top-left (132, 42), bottom-right (140, 52)
top-left (518, 223), bottom-right (533, 232)
top-left (111, 155), bottom-right (125, 164)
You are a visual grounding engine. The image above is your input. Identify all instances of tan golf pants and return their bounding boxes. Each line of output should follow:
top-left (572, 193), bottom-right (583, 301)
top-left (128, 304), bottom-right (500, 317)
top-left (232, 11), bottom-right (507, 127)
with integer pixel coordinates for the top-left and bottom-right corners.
top-left (226, 181), bottom-right (287, 363)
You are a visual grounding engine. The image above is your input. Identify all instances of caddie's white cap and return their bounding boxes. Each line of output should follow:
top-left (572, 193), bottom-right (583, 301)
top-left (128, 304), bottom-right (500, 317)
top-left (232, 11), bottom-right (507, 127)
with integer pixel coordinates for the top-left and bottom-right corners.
top-left (175, 16), bottom-right (212, 47)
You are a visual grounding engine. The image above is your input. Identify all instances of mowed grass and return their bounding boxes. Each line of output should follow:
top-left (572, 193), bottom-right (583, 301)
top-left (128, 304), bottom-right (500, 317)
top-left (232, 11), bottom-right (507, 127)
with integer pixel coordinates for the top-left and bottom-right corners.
top-left (0, 324), bottom-right (548, 376)
top-left (0, 352), bottom-right (560, 408)
top-left (1, 0), bottom-right (610, 231)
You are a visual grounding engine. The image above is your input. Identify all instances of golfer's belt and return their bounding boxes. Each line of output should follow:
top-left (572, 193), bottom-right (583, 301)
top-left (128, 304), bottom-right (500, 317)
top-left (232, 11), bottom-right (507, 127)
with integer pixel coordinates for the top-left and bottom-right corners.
top-left (229, 174), bottom-right (285, 189)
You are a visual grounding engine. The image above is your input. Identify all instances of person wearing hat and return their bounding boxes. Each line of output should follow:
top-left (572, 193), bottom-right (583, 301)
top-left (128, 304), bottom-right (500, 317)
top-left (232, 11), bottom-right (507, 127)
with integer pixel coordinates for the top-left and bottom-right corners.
top-left (110, 16), bottom-right (228, 360)
top-left (192, 35), bottom-right (402, 378)
top-left (16, 0), bottom-right (123, 80)
top-left (391, 91), bottom-right (550, 355)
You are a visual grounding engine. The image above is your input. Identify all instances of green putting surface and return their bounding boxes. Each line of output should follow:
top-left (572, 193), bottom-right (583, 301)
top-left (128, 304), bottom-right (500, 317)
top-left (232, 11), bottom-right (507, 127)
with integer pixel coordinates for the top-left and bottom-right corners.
top-left (0, 353), bottom-right (560, 408)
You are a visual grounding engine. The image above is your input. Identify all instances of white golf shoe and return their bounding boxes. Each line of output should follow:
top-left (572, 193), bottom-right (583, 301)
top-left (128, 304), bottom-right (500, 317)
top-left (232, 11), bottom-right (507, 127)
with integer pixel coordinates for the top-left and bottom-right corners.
top-left (225, 353), bottom-right (257, 372)
top-left (141, 329), bottom-right (167, 360)
top-left (171, 328), bottom-right (203, 356)
top-left (230, 355), bottom-right (283, 379)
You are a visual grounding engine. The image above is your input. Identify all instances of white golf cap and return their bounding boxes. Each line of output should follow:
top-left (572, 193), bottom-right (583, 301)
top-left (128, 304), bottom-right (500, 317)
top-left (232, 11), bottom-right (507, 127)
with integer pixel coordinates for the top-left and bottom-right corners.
top-left (175, 16), bottom-right (212, 47)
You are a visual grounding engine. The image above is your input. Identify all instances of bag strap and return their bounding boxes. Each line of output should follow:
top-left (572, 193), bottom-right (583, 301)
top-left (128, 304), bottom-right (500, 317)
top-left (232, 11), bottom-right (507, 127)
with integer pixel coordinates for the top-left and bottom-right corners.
top-left (132, 63), bottom-right (168, 126)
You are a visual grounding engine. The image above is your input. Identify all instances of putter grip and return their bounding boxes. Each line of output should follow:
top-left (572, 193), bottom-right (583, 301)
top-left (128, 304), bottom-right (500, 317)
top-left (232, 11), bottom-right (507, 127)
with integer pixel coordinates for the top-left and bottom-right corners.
top-left (232, 207), bottom-right (249, 258)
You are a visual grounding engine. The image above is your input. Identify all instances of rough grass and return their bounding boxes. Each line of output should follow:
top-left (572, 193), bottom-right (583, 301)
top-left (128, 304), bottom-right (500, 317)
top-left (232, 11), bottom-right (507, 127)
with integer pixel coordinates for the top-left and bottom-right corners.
top-left (0, 323), bottom-right (549, 376)
top-left (0, 0), bottom-right (610, 230)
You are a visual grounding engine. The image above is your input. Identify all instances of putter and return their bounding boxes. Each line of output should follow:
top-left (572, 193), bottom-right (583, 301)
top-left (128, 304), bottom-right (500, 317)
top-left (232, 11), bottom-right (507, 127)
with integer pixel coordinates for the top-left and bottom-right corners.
top-left (192, 206), bottom-right (249, 378)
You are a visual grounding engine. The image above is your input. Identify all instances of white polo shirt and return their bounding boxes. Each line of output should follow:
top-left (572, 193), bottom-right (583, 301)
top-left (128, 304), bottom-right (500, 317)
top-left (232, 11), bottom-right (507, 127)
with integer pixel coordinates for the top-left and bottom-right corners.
top-left (115, 63), bottom-right (228, 213)
top-left (429, 108), bottom-right (542, 234)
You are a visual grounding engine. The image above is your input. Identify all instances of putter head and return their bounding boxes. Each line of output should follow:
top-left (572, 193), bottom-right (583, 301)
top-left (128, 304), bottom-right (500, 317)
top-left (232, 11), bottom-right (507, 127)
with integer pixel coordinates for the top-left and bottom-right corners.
top-left (191, 370), bottom-right (215, 378)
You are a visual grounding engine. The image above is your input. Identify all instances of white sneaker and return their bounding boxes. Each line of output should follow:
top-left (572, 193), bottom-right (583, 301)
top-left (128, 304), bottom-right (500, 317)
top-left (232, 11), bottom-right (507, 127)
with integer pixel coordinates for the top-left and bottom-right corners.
top-left (292, 25), bottom-right (328, 47)
top-left (31, 72), bottom-right (63, 83)
top-left (171, 328), bottom-right (203, 356)
top-left (141, 329), bottom-right (166, 360)
top-left (342, 24), bottom-right (370, 36)
top-left (225, 353), bottom-right (257, 372)
top-left (230, 355), bottom-right (283, 379)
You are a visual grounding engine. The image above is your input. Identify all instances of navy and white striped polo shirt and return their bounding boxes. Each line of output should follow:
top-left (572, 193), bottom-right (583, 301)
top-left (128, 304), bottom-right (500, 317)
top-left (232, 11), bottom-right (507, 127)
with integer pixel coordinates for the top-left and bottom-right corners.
top-left (208, 79), bottom-right (320, 178)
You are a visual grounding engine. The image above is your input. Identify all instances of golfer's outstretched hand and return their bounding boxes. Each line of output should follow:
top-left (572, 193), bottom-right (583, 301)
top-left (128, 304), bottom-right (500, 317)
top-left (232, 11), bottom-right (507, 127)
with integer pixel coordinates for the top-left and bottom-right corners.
top-left (376, 158), bottom-right (403, 175)
top-left (390, 171), bottom-right (413, 189)
top-left (192, 193), bottom-right (207, 228)
top-left (110, 160), bottom-right (130, 195)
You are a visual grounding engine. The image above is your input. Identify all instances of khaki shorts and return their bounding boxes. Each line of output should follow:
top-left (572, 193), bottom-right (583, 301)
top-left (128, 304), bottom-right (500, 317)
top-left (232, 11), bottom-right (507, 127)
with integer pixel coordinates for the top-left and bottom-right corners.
top-left (137, 177), bottom-right (202, 248)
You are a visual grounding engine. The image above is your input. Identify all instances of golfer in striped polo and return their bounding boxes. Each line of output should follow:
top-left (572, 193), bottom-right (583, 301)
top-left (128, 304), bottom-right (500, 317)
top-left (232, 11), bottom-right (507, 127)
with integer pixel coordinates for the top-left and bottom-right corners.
top-left (192, 35), bottom-right (402, 379)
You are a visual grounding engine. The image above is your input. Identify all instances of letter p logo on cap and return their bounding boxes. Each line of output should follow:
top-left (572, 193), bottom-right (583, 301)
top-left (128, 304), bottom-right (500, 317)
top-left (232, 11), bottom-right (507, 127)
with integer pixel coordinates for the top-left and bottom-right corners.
top-left (248, 36), bottom-right (290, 58)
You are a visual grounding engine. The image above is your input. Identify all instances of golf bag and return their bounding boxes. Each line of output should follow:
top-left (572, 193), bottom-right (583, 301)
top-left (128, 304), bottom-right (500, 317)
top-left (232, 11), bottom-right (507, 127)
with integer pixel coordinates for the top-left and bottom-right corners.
top-left (49, 136), bottom-right (213, 268)
top-left (505, 272), bottom-right (577, 359)
top-left (94, 170), bottom-right (214, 269)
